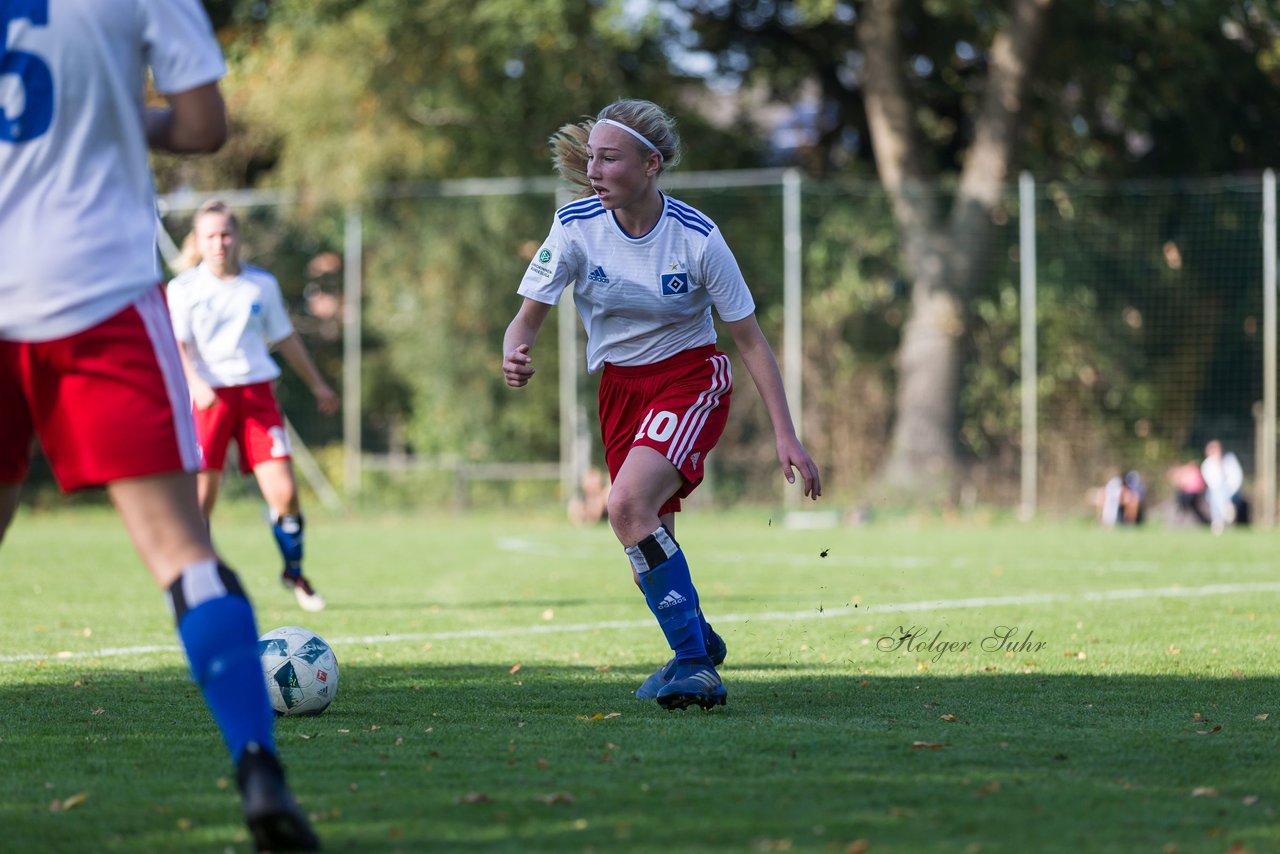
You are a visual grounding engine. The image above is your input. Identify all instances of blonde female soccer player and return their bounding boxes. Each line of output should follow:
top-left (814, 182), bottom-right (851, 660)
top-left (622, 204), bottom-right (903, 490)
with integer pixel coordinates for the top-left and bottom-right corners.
top-left (502, 99), bottom-right (821, 710)
top-left (168, 200), bottom-right (339, 611)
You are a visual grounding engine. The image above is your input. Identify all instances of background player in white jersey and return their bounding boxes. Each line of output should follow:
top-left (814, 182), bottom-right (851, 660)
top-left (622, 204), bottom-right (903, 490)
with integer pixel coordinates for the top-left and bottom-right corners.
top-left (502, 99), bottom-right (821, 710)
top-left (169, 200), bottom-right (339, 612)
top-left (0, 1), bottom-right (318, 849)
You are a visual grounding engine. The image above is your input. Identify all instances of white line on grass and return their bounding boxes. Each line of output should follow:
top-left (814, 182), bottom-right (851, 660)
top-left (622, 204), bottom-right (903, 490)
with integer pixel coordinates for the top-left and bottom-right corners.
top-left (3, 581), bottom-right (1278, 664)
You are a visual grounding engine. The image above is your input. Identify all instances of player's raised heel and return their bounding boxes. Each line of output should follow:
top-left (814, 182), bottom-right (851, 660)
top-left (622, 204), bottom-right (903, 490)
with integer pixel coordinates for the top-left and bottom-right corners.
top-left (236, 743), bottom-right (321, 851)
top-left (654, 658), bottom-right (727, 711)
top-left (281, 572), bottom-right (327, 612)
top-left (635, 626), bottom-right (727, 700)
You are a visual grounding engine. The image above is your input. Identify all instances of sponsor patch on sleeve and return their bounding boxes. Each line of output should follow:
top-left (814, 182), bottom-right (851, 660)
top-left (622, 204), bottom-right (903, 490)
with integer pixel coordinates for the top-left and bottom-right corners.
top-left (529, 245), bottom-right (556, 278)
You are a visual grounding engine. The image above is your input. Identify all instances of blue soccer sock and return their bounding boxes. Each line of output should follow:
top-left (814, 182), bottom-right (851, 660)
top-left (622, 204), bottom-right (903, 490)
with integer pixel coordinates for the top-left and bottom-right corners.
top-left (170, 559), bottom-right (275, 763)
top-left (271, 513), bottom-right (304, 576)
top-left (633, 527), bottom-right (714, 646)
top-left (628, 527), bottom-right (709, 662)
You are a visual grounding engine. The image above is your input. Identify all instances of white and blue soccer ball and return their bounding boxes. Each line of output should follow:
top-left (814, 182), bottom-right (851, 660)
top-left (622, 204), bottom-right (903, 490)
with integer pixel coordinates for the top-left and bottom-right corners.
top-left (258, 626), bottom-right (339, 716)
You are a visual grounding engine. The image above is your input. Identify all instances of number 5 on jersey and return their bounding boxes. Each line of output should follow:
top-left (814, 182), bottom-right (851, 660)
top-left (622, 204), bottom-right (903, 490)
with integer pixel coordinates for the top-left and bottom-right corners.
top-left (2, 0), bottom-right (54, 143)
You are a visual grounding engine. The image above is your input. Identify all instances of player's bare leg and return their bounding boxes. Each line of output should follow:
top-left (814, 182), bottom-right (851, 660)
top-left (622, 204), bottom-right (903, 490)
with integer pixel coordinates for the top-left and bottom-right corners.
top-left (109, 471), bottom-right (318, 850)
top-left (107, 472), bottom-right (215, 586)
top-left (196, 469), bottom-right (222, 519)
top-left (613, 448), bottom-right (727, 709)
top-left (0, 483), bottom-right (21, 545)
top-left (255, 459), bottom-right (324, 611)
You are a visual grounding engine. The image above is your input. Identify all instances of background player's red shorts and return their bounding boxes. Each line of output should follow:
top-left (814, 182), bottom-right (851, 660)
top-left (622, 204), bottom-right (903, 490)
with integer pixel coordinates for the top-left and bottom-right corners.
top-left (598, 344), bottom-right (733, 515)
top-left (0, 286), bottom-right (199, 490)
top-left (194, 381), bottom-right (291, 474)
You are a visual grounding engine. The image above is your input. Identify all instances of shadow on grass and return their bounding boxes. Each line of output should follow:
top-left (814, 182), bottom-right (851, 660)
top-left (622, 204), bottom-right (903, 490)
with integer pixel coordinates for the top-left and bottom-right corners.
top-left (1, 665), bottom-right (1277, 853)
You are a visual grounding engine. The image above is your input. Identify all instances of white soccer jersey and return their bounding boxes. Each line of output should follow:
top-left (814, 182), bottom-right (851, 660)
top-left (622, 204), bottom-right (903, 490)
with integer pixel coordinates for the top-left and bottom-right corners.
top-left (0, 0), bottom-right (226, 342)
top-left (518, 194), bottom-right (757, 373)
top-left (167, 264), bottom-right (295, 388)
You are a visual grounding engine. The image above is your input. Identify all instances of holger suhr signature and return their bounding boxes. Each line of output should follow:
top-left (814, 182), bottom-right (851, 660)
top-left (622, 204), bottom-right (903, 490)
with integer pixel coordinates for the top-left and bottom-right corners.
top-left (877, 625), bottom-right (1047, 663)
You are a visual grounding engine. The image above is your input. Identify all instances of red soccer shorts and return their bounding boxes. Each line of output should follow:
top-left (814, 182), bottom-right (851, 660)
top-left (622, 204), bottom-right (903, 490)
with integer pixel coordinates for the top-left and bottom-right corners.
top-left (193, 380), bottom-right (291, 474)
top-left (598, 344), bottom-right (733, 515)
top-left (0, 286), bottom-right (200, 491)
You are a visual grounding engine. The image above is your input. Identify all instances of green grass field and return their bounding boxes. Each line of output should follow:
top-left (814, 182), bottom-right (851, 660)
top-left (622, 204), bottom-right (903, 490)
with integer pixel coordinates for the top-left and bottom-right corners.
top-left (1, 505), bottom-right (1278, 853)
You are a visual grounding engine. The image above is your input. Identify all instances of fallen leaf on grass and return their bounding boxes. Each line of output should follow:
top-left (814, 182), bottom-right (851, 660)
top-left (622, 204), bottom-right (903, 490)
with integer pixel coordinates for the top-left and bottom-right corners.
top-left (974, 781), bottom-right (1001, 797)
top-left (576, 712), bottom-right (622, 721)
top-left (541, 608), bottom-right (554, 621)
top-left (752, 838), bottom-right (793, 851)
top-left (845, 841), bottom-right (871, 854)
top-left (509, 663), bottom-right (522, 675)
top-left (940, 714), bottom-right (957, 722)
top-left (1255, 713), bottom-right (1269, 721)
top-left (1195, 725), bottom-right (1222, 735)
top-left (454, 792), bottom-right (492, 805)
top-left (49, 792), bottom-right (88, 812)
top-left (911, 741), bottom-right (947, 750)
top-left (1242, 795), bottom-right (1260, 806)
top-left (537, 791), bottom-right (575, 805)
top-left (1190, 787), bottom-right (1218, 798)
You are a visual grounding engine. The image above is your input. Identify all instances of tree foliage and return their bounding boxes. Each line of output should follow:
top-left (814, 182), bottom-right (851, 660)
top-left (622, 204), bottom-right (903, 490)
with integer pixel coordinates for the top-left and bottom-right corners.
top-left (146, 1), bottom-right (1280, 510)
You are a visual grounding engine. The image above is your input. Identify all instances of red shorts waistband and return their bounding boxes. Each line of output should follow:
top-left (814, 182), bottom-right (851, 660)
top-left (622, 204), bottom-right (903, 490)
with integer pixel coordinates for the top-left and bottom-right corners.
top-left (602, 345), bottom-right (722, 379)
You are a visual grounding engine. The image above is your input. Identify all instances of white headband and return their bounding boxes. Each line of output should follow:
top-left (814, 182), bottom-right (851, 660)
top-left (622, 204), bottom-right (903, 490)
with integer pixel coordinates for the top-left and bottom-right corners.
top-left (596, 118), bottom-right (664, 162)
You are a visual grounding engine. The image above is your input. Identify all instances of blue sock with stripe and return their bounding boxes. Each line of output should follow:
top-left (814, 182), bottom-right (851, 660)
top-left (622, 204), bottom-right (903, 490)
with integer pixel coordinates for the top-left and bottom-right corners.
top-left (271, 513), bottom-right (304, 576)
top-left (170, 560), bottom-right (275, 762)
top-left (628, 527), bottom-right (709, 662)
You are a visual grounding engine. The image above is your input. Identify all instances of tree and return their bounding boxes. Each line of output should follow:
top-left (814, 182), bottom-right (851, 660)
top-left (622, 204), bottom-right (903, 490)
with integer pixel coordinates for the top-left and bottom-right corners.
top-left (673, 0), bottom-right (1280, 501)
top-left (858, 0), bottom-right (1052, 498)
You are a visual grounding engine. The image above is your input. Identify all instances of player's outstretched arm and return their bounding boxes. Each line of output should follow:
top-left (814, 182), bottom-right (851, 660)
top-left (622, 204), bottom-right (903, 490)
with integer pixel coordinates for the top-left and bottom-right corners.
top-left (146, 82), bottom-right (228, 153)
top-left (275, 333), bottom-right (339, 415)
top-left (503, 298), bottom-right (553, 388)
top-left (725, 314), bottom-right (822, 500)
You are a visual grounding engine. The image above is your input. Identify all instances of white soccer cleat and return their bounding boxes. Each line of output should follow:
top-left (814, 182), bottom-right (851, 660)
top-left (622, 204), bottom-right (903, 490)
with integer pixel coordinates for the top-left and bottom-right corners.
top-left (281, 572), bottom-right (327, 612)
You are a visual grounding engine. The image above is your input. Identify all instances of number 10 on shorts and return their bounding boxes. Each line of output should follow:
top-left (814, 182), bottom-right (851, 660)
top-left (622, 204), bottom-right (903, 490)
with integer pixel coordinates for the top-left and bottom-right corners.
top-left (635, 409), bottom-right (679, 442)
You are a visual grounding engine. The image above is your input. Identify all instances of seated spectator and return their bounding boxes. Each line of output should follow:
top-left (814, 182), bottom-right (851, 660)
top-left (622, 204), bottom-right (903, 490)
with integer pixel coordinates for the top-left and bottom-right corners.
top-left (1166, 460), bottom-right (1209, 526)
top-left (1097, 469), bottom-right (1145, 527)
top-left (1201, 439), bottom-right (1248, 534)
top-left (567, 466), bottom-right (611, 526)
top-left (1121, 470), bottom-right (1146, 524)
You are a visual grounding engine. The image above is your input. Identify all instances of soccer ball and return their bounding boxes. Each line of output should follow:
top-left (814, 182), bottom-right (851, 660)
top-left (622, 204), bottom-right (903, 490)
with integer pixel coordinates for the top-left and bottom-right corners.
top-left (258, 626), bottom-right (339, 716)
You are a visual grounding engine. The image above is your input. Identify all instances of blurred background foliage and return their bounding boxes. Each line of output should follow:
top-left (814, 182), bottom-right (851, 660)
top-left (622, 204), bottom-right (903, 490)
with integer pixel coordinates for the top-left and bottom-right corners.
top-left (131, 1), bottom-right (1280, 514)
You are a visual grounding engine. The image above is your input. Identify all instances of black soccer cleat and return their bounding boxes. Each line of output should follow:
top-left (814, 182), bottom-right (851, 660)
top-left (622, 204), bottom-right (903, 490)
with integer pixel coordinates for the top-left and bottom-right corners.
top-left (635, 626), bottom-right (726, 700)
top-left (236, 742), bottom-right (321, 851)
top-left (655, 658), bottom-right (728, 711)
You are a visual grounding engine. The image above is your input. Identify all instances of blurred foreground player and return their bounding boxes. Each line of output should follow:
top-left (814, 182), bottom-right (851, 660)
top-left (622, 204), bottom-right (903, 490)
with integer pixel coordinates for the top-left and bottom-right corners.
top-left (0, 1), bottom-right (319, 848)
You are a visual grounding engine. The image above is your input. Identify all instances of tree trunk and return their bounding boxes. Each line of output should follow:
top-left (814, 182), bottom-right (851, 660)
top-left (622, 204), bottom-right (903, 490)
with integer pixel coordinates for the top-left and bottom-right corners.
top-left (857, 0), bottom-right (1053, 502)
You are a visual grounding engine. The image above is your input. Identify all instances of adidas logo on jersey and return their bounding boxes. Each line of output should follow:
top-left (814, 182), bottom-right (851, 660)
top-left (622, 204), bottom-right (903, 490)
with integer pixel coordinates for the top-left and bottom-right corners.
top-left (657, 589), bottom-right (687, 609)
top-left (588, 265), bottom-right (610, 284)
